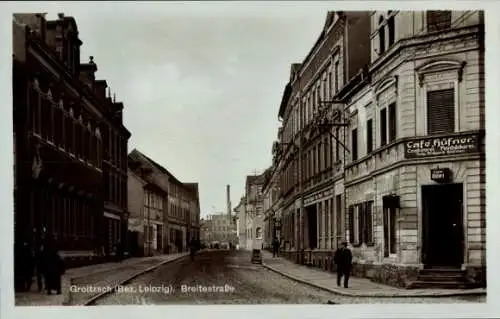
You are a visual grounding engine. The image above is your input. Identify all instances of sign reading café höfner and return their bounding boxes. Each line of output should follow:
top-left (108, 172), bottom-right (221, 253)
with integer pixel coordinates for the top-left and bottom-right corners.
top-left (404, 133), bottom-right (480, 159)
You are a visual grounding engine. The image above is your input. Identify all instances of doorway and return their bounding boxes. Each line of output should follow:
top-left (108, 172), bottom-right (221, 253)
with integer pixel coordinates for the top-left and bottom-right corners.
top-left (305, 205), bottom-right (317, 249)
top-left (422, 183), bottom-right (464, 267)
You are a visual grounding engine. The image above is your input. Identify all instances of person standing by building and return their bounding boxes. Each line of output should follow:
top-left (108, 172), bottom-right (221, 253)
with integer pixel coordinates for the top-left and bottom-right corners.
top-left (42, 236), bottom-right (65, 295)
top-left (334, 241), bottom-right (352, 288)
top-left (272, 237), bottom-right (280, 258)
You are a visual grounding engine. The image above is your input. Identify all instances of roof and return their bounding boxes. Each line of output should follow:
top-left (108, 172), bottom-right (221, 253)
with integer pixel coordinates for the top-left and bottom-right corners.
top-left (129, 148), bottom-right (183, 186)
top-left (277, 82), bottom-right (292, 119)
top-left (183, 182), bottom-right (200, 199)
top-left (246, 174), bottom-right (265, 186)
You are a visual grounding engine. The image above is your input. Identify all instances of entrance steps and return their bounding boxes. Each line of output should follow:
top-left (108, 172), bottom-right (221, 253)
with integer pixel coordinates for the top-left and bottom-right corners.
top-left (407, 266), bottom-right (474, 289)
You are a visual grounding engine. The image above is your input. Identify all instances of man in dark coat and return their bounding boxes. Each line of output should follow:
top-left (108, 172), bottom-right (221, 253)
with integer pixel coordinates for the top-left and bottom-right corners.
top-left (43, 237), bottom-right (65, 295)
top-left (272, 238), bottom-right (280, 258)
top-left (334, 241), bottom-right (353, 288)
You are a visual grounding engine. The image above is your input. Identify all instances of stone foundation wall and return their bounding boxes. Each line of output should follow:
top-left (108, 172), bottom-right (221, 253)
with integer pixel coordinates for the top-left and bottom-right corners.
top-left (466, 265), bottom-right (486, 287)
top-left (351, 262), bottom-right (419, 288)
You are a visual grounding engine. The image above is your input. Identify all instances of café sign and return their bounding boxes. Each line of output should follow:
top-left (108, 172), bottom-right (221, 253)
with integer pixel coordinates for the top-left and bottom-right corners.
top-left (404, 133), bottom-right (480, 159)
top-left (431, 168), bottom-right (452, 183)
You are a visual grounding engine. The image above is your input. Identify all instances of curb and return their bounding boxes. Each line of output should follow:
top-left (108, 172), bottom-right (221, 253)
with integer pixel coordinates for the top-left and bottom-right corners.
top-left (81, 253), bottom-right (189, 306)
top-left (261, 263), bottom-right (486, 298)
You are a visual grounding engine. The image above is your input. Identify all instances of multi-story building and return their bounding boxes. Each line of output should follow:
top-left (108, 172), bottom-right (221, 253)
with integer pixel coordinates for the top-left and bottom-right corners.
top-left (127, 154), bottom-right (168, 256)
top-left (13, 13), bottom-right (130, 269)
top-left (268, 10), bottom-right (485, 289)
top-left (341, 10), bottom-right (485, 288)
top-left (276, 11), bottom-right (371, 264)
top-left (262, 164), bottom-right (282, 249)
top-left (244, 174), bottom-right (266, 250)
top-left (128, 149), bottom-right (200, 254)
top-left (233, 197), bottom-right (246, 249)
top-left (200, 213), bottom-right (234, 245)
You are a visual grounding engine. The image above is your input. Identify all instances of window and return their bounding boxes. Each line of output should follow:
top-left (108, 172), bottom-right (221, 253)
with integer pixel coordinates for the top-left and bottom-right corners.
top-left (387, 13), bottom-right (395, 46)
top-left (427, 11), bottom-right (451, 32)
top-left (348, 205), bottom-right (354, 244)
top-left (351, 128), bottom-right (358, 161)
top-left (335, 127), bottom-right (340, 161)
top-left (383, 207), bottom-right (397, 256)
top-left (380, 108), bottom-right (387, 146)
top-left (366, 119), bottom-right (373, 154)
top-left (427, 89), bottom-right (454, 134)
top-left (334, 61), bottom-right (340, 92)
top-left (378, 16), bottom-right (386, 54)
top-left (336, 195), bottom-right (342, 238)
top-left (328, 72), bottom-right (332, 97)
top-left (362, 201), bottom-right (374, 245)
top-left (388, 102), bottom-right (397, 142)
top-left (256, 227), bottom-right (262, 239)
top-left (29, 85), bottom-right (40, 134)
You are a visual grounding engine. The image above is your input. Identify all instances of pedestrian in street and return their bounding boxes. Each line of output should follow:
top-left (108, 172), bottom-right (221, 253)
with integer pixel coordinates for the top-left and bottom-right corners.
top-left (35, 242), bottom-right (45, 292)
top-left (189, 237), bottom-right (197, 261)
top-left (334, 241), bottom-right (352, 288)
top-left (42, 236), bottom-right (65, 295)
top-left (272, 237), bottom-right (280, 258)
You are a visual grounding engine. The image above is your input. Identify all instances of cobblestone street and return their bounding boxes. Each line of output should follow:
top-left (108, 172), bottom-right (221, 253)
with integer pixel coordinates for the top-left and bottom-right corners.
top-left (92, 250), bottom-right (485, 305)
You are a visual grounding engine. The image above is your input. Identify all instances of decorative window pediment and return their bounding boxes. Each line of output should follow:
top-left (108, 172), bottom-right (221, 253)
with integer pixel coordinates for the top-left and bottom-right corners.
top-left (69, 108), bottom-right (74, 118)
top-left (416, 59), bottom-right (466, 87)
top-left (373, 75), bottom-right (398, 98)
top-left (95, 127), bottom-right (101, 139)
top-left (46, 89), bottom-right (53, 101)
top-left (58, 99), bottom-right (64, 109)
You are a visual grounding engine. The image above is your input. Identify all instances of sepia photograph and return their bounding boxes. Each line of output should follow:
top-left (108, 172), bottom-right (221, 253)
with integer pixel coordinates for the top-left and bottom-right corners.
top-left (7, 2), bottom-right (491, 313)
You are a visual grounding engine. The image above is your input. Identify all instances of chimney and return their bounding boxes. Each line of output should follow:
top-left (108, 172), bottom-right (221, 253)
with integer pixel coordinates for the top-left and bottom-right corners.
top-left (226, 184), bottom-right (231, 218)
top-left (79, 56), bottom-right (97, 88)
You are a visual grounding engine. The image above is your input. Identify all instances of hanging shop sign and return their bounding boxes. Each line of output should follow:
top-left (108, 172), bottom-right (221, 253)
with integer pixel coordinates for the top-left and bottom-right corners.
top-left (404, 133), bottom-right (480, 159)
top-left (431, 168), bottom-right (452, 183)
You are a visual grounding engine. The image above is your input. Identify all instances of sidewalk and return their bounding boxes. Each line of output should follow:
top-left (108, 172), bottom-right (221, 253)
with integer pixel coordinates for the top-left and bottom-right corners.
top-left (261, 251), bottom-right (486, 298)
top-left (15, 252), bottom-right (189, 306)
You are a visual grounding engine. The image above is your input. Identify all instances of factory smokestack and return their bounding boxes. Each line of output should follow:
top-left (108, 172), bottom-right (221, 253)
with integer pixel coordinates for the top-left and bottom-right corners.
top-left (226, 184), bottom-right (231, 218)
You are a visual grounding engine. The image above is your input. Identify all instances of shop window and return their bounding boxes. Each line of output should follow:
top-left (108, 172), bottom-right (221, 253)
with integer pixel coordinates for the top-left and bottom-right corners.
top-left (383, 207), bottom-right (397, 257)
top-left (427, 10), bottom-right (452, 32)
top-left (366, 119), bottom-right (373, 153)
top-left (427, 88), bottom-right (455, 134)
top-left (388, 102), bottom-right (397, 142)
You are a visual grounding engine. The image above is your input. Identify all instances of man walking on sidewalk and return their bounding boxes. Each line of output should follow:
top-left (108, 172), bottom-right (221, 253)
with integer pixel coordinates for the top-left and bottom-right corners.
top-left (334, 241), bottom-right (352, 288)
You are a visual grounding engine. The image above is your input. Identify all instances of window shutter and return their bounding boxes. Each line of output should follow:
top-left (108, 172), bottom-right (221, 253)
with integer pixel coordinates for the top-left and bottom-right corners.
top-left (358, 204), bottom-right (365, 244)
top-left (427, 89), bottom-right (455, 134)
top-left (348, 205), bottom-right (354, 244)
top-left (366, 201), bottom-right (374, 245)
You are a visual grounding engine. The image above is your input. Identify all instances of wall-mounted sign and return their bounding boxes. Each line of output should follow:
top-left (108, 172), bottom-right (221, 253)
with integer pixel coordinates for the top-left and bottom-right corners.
top-left (431, 168), bottom-right (452, 183)
top-left (304, 188), bottom-right (333, 206)
top-left (404, 133), bottom-right (480, 159)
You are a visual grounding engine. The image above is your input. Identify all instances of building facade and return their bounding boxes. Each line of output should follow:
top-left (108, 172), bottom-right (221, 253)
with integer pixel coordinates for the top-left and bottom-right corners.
top-left (267, 10), bottom-right (485, 288)
top-left (13, 13), bottom-right (130, 268)
top-left (277, 11), bottom-right (371, 264)
top-left (262, 164), bottom-right (282, 249)
top-left (200, 213), bottom-right (234, 245)
top-left (341, 10), bottom-right (485, 287)
top-left (233, 197), bottom-right (246, 249)
top-left (244, 174), bottom-right (265, 250)
top-left (127, 155), bottom-right (168, 257)
top-left (128, 149), bottom-right (200, 254)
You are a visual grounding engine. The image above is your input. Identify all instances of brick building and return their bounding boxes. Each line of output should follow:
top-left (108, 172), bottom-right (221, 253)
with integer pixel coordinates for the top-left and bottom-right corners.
top-left (13, 13), bottom-right (130, 267)
top-left (276, 11), bottom-right (371, 264)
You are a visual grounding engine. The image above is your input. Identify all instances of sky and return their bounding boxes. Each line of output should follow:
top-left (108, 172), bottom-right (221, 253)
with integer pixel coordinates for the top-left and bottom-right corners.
top-left (19, 2), bottom-right (335, 217)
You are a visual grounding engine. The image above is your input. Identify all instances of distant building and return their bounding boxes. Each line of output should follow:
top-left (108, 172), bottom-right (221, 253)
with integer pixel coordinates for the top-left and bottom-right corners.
top-left (200, 213), bottom-right (235, 245)
top-left (128, 149), bottom-right (201, 254)
top-left (244, 174), bottom-right (266, 250)
top-left (233, 197), bottom-right (246, 249)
